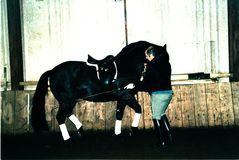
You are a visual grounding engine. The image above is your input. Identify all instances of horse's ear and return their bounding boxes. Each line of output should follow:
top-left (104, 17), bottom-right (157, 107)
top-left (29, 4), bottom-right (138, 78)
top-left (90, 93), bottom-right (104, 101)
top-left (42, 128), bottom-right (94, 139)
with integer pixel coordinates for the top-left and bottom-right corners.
top-left (163, 44), bottom-right (167, 50)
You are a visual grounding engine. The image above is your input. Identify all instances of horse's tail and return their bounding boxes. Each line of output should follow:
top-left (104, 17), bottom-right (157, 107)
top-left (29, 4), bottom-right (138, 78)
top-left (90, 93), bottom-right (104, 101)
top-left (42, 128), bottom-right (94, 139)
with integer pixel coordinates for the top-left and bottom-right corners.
top-left (31, 70), bottom-right (51, 132)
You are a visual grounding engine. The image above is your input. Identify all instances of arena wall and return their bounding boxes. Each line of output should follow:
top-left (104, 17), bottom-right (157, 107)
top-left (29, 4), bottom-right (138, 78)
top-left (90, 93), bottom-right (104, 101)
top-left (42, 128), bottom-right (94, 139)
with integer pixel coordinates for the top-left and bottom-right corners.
top-left (1, 82), bottom-right (239, 134)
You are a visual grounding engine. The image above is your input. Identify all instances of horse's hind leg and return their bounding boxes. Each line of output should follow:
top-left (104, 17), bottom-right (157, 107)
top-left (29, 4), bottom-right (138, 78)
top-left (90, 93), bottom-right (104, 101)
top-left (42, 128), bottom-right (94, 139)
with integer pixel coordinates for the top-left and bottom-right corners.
top-left (68, 114), bottom-right (84, 137)
top-left (57, 103), bottom-right (71, 141)
top-left (57, 102), bottom-right (83, 141)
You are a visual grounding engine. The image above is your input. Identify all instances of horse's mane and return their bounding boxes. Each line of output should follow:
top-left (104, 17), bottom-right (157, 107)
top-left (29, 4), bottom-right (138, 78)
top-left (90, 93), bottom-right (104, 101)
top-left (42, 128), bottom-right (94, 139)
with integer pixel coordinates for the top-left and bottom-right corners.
top-left (115, 41), bottom-right (151, 59)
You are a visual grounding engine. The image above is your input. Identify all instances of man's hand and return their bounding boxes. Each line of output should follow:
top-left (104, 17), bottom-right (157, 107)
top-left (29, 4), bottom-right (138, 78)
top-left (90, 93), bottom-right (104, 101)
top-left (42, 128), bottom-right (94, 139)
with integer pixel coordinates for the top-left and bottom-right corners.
top-left (124, 83), bottom-right (135, 89)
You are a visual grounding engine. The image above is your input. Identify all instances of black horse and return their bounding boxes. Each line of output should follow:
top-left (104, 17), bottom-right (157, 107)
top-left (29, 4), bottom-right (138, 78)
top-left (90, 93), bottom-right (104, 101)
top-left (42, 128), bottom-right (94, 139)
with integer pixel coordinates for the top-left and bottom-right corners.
top-left (31, 41), bottom-right (168, 141)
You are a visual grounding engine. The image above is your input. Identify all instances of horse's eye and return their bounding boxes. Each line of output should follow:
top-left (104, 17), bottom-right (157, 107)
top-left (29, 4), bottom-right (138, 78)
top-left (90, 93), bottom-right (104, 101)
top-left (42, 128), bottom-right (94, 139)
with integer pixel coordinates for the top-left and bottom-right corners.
top-left (104, 68), bottom-right (109, 71)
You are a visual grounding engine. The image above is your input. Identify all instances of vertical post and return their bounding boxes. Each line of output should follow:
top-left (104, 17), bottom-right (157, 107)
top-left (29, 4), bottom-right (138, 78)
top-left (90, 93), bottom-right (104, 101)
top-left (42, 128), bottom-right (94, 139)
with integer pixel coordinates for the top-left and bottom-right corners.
top-left (123, 0), bottom-right (128, 45)
top-left (209, 41), bottom-right (216, 73)
top-left (6, 0), bottom-right (24, 90)
top-left (228, 0), bottom-right (239, 82)
top-left (4, 66), bottom-right (7, 91)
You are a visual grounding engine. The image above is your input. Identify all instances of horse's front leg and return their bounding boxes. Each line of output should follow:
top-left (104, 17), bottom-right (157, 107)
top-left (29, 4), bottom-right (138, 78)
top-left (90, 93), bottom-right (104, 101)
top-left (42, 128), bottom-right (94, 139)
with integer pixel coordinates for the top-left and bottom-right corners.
top-left (124, 92), bottom-right (142, 136)
top-left (115, 100), bottom-right (126, 135)
top-left (115, 91), bottom-right (142, 136)
top-left (126, 95), bottom-right (142, 136)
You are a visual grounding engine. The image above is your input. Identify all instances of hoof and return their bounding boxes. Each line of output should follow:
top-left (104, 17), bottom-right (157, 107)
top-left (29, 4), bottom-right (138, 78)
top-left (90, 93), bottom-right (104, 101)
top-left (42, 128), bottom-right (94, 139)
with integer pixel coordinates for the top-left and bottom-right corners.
top-left (114, 133), bottom-right (125, 141)
top-left (156, 141), bottom-right (166, 148)
top-left (152, 139), bottom-right (170, 149)
top-left (77, 126), bottom-right (84, 137)
top-left (64, 138), bottom-right (74, 145)
top-left (114, 133), bottom-right (122, 137)
top-left (63, 138), bottom-right (80, 148)
top-left (129, 127), bottom-right (138, 137)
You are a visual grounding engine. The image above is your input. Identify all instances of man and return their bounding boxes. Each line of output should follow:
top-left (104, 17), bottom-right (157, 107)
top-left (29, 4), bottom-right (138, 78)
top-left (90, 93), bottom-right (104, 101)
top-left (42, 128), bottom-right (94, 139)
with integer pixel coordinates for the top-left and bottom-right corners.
top-left (125, 45), bottom-right (173, 148)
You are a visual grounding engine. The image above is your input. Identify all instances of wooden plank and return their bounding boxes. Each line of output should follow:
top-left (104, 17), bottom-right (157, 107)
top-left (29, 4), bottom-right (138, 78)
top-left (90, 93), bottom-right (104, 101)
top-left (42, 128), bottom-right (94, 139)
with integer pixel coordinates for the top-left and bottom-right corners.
top-left (1, 91), bottom-right (15, 134)
top-left (28, 91), bottom-right (35, 132)
top-left (180, 85), bottom-right (196, 127)
top-left (93, 102), bottom-right (106, 131)
top-left (129, 107), bottom-right (135, 129)
top-left (77, 101), bottom-right (94, 130)
top-left (122, 105), bottom-right (132, 130)
top-left (206, 83), bottom-right (222, 127)
top-left (51, 99), bottom-right (59, 132)
top-left (141, 92), bottom-right (153, 129)
top-left (193, 84), bottom-right (209, 127)
top-left (136, 92), bottom-right (146, 129)
top-left (30, 90), bottom-right (59, 132)
top-left (231, 82), bottom-right (239, 125)
top-left (14, 91), bottom-right (29, 133)
top-left (167, 85), bottom-right (183, 128)
top-left (45, 90), bottom-right (58, 131)
top-left (105, 101), bottom-right (116, 131)
top-left (218, 83), bottom-right (235, 126)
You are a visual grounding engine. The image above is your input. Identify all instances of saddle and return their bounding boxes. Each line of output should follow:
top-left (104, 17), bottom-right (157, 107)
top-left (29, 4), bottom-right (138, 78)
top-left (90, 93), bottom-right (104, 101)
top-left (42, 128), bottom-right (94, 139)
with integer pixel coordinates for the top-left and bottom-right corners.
top-left (86, 54), bottom-right (118, 85)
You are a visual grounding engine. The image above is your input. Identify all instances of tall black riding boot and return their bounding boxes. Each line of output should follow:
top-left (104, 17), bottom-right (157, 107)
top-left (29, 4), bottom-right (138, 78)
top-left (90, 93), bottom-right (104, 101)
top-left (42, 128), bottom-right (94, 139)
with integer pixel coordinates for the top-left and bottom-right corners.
top-left (159, 114), bottom-right (172, 144)
top-left (153, 119), bottom-right (166, 147)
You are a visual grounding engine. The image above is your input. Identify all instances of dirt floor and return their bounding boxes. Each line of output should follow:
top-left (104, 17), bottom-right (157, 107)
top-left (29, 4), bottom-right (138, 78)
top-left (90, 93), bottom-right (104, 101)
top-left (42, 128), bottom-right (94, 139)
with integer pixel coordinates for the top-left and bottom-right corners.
top-left (2, 128), bottom-right (239, 159)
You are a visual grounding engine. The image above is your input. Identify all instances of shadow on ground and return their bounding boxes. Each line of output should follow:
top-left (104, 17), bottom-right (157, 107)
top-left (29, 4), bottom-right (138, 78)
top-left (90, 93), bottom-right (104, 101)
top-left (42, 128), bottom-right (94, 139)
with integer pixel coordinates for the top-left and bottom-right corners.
top-left (2, 128), bottom-right (239, 159)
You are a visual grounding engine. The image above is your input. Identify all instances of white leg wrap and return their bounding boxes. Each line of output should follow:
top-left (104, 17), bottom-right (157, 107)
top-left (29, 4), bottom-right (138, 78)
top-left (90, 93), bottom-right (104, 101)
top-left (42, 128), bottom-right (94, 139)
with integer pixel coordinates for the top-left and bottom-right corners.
top-left (59, 123), bottom-right (70, 141)
top-left (132, 113), bottom-right (141, 127)
top-left (114, 120), bottom-right (122, 135)
top-left (69, 114), bottom-right (82, 130)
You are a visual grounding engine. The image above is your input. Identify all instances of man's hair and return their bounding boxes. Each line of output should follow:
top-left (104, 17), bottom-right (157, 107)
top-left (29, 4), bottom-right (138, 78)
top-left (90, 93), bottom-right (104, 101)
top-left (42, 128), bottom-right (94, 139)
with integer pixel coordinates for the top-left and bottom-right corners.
top-left (146, 46), bottom-right (157, 57)
top-left (146, 44), bottom-right (170, 61)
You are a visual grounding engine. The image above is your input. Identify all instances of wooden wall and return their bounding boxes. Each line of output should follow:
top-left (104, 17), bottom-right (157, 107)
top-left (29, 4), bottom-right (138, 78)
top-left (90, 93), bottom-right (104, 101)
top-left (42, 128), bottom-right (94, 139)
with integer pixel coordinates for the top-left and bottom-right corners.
top-left (1, 82), bottom-right (239, 134)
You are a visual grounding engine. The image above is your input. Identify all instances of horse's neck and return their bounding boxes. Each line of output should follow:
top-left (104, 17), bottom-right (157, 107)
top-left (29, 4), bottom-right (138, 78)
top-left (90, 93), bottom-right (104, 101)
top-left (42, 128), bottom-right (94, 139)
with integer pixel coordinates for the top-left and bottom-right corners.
top-left (115, 61), bottom-right (140, 81)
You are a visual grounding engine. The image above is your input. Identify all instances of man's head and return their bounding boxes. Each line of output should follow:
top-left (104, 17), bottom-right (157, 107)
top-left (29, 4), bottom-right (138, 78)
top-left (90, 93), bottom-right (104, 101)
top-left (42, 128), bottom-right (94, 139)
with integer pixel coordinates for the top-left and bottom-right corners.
top-left (145, 46), bottom-right (156, 61)
top-left (145, 44), bottom-right (169, 62)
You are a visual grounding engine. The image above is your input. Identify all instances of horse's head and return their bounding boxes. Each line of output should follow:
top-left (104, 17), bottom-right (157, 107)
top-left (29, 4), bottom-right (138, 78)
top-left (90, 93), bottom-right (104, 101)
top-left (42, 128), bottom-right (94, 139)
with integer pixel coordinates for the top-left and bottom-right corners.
top-left (87, 55), bottom-right (117, 85)
top-left (154, 44), bottom-right (169, 61)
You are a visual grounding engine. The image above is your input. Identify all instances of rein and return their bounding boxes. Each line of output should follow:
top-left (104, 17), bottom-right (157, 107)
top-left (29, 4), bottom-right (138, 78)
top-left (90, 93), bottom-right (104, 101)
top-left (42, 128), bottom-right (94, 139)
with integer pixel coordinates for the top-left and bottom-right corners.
top-left (77, 87), bottom-right (122, 101)
top-left (77, 77), bottom-right (137, 101)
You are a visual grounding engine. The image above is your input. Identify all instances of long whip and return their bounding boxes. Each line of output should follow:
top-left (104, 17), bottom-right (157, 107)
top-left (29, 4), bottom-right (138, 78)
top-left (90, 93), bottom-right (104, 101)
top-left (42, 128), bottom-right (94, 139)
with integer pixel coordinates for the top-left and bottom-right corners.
top-left (77, 88), bottom-right (123, 101)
